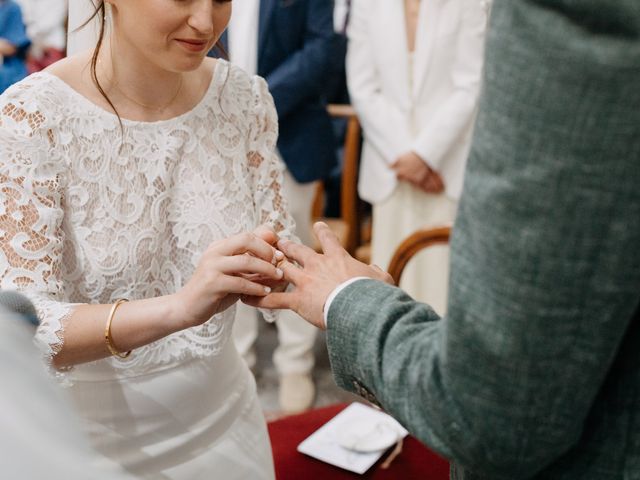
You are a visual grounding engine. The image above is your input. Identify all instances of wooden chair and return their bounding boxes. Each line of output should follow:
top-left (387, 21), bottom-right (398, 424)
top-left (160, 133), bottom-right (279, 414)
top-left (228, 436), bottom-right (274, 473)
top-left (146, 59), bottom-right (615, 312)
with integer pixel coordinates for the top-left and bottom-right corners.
top-left (311, 104), bottom-right (363, 255)
top-left (387, 226), bottom-right (452, 285)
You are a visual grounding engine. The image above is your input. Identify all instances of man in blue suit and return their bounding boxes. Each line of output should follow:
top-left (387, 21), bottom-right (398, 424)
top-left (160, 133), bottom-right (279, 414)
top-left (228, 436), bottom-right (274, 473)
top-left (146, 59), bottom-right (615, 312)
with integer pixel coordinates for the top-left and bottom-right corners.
top-left (213, 0), bottom-right (340, 413)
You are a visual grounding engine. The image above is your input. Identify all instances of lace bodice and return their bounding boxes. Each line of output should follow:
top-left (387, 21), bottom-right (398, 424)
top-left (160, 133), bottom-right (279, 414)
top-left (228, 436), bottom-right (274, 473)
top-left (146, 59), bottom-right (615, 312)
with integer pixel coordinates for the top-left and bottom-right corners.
top-left (0, 60), bottom-right (295, 381)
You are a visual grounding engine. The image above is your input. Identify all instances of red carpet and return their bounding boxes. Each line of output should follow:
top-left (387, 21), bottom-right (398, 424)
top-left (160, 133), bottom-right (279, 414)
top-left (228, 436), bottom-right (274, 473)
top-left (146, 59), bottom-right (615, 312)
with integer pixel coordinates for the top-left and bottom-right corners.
top-left (268, 403), bottom-right (450, 479)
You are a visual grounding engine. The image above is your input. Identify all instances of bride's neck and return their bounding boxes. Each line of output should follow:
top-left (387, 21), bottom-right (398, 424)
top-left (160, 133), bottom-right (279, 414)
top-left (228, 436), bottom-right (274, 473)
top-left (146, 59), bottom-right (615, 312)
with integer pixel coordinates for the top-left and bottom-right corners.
top-left (98, 35), bottom-right (187, 113)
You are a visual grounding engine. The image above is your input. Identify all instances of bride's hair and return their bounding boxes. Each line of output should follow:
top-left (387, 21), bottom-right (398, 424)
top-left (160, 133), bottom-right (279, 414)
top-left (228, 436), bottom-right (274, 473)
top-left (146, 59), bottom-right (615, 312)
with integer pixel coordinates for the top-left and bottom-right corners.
top-left (81, 2), bottom-right (117, 121)
top-left (80, 1), bottom-right (227, 125)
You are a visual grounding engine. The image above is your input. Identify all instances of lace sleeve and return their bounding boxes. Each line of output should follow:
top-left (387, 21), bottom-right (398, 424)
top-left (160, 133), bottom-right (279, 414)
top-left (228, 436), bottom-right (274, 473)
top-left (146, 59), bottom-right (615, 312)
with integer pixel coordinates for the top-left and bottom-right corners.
top-left (247, 76), bottom-right (297, 242)
top-left (246, 76), bottom-right (299, 323)
top-left (0, 87), bottom-right (76, 371)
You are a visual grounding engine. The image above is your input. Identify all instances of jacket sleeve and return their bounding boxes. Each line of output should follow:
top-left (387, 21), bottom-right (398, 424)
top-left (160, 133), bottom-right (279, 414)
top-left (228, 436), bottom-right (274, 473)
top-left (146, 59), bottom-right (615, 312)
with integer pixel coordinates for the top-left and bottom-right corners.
top-left (265, 0), bottom-right (340, 119)
top-left (326, 0), bottom-right (640, 477)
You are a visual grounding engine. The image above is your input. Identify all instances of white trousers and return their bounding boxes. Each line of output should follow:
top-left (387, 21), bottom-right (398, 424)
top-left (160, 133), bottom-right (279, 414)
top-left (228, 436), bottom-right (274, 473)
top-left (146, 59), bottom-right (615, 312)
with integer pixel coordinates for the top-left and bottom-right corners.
top-left (233, 169), bottom-right (318, 375)
top-left (372, 182), bottom-right (457, 315)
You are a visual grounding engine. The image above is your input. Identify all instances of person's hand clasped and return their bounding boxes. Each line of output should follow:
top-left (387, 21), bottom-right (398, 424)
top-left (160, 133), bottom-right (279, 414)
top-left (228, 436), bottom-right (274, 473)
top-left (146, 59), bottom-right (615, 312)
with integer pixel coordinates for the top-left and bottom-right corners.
top-left (242, 222), bottom-right (393, 330)
top-left (391, 151), bottom-right (444, 194)
top-left (172, 226), bottom-right (285, 330)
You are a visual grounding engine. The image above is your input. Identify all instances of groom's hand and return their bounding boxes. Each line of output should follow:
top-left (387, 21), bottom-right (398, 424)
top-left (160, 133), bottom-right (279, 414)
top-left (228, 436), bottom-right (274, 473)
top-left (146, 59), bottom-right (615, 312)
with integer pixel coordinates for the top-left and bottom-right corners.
top-left (243, 222), bottom-right (393, 329)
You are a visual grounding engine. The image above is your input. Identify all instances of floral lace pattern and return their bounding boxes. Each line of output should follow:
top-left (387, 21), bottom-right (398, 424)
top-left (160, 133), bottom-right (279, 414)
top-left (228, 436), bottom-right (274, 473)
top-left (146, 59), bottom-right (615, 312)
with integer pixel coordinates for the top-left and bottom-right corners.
top-left (0, 60), bottom-right (294, 381)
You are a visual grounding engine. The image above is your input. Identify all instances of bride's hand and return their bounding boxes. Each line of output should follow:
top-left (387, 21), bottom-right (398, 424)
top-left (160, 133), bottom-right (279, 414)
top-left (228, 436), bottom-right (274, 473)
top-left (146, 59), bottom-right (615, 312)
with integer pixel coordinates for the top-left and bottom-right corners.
top-left (172, 231), bottom-right (285, 329)
top-left (242, 225), bottom-right (289, 293)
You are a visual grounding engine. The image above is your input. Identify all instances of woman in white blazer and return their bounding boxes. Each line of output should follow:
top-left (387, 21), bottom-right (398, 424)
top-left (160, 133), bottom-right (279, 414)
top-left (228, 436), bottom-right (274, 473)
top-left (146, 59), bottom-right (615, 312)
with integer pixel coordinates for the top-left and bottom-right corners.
top-left (347, 0), bottom-right (489, 312)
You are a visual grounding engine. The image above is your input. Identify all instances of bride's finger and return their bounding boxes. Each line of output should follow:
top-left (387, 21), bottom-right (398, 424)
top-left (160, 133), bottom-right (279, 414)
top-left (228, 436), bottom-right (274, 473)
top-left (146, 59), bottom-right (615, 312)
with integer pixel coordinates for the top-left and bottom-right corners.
top-left (239, 271), bottom-right (287, 286)
top-left (209, 232), bottom-right (277, 263)
top-left (253, 224), bottom-right (279, 245)
top-left (218, 255), bottom-right (284, 280)
top-left (241, 271), bottom-right (287, 284)
top-left (219, 275), bottom-right (273, 296)
top-left (242, 291), bottom-right (294, 310)
top-left (241, 259), bottom-right (302, 286)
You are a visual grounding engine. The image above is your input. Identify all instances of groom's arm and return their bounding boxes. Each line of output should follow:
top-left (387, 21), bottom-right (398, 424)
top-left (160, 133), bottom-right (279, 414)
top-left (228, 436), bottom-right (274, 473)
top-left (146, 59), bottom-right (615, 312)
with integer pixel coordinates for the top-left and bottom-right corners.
top-left (246, 0), bottom-right (640, 476)
top-left (326, 0), bottom-right (640, 476)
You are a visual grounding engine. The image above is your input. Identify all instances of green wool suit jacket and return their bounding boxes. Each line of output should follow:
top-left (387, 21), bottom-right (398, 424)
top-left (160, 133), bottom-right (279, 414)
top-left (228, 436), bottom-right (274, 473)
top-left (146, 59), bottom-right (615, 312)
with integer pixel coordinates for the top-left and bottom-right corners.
top-left (326, 0), bottom-right (640, 478)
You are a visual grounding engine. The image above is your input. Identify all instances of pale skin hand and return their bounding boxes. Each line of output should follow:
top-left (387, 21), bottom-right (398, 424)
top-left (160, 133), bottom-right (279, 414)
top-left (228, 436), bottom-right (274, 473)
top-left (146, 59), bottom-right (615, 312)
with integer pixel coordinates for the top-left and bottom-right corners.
top-left (170, 229), bottom-right (285, 329)
top-left (391, 151), bottom-right (445, 193)
top-left (243, 222), bottom-right (394, 330)
top-left (240, 225), bottom-right (289, 294)
top-left (53, 226), bottom-right (284, 368)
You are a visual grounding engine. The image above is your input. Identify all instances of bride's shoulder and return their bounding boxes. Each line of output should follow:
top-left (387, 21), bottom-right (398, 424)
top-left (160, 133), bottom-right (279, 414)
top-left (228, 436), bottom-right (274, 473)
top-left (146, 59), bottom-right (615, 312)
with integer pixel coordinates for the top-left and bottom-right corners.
top-left (45, 51), bottom-right (90, 79)
top-left (0, 76), bottom-right (61, 137)
top-left (44, 51), bottom-right (95, 97)
top-left (0, 62), bottom-right (80, 174)
top-left (0, 53), bottom-right (92, 124)
top-left (0, 73), bottom-right (58, 106)
top-left (211, 59), bottom-right (274, 114)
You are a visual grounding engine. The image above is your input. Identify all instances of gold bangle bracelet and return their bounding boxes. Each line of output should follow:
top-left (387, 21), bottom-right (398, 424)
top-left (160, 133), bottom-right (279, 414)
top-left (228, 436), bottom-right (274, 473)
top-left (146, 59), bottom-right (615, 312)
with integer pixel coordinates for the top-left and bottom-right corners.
top-left (104, 299), bottom-right (131, 359)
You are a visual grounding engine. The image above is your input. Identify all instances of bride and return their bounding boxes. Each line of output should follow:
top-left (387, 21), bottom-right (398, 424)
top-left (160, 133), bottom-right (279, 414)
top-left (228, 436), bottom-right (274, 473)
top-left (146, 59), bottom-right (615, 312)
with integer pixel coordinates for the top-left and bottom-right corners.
top-left (0, 0), bottom-right (290, 478)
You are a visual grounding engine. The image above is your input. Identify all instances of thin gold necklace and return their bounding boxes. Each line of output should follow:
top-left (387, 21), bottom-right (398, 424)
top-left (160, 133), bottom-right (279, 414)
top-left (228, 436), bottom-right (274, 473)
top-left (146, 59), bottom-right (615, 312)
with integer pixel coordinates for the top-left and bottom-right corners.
top-left (107, 41), bottom-right (184, 112)
top-left (112, 76), bottom-right (184, 112)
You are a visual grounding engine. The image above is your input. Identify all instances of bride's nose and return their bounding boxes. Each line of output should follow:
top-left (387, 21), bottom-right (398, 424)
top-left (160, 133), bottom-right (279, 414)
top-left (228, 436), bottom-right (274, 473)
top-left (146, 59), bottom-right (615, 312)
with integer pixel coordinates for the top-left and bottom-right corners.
top-left (186, 0), bottom-right (215, 35)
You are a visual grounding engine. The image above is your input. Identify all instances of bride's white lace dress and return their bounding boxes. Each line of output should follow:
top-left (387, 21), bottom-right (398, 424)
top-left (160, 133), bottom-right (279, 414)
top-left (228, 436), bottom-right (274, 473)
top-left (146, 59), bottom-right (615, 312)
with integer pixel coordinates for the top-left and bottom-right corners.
top-left (0, 59), bottom-right (290, 479)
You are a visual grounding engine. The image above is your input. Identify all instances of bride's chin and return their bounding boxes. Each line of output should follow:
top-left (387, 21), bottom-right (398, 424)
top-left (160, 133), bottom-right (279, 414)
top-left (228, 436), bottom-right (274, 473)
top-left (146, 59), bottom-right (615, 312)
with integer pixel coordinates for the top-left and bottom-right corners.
top-left (170, 57), bottom-right (208, 73)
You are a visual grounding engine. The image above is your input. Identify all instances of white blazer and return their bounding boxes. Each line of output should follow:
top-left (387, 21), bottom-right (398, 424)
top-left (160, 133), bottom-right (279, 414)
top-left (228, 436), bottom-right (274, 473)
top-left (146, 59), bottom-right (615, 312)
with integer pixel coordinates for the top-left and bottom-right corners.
top-left (347, 0), bottom-right (490, 203)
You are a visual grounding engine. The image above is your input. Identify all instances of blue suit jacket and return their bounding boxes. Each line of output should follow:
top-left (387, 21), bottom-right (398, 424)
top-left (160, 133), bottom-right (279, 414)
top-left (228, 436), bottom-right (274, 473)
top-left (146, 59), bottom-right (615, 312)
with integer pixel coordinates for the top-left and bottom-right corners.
top-left (216, 0), bottom-right (340, 183)
top-left (0, 1), bottom-right (30, 94)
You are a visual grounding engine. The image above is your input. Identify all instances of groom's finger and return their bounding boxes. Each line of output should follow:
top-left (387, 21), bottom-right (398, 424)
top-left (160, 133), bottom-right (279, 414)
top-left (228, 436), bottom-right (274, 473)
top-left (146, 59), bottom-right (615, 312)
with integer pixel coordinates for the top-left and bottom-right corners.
top-left (279, 259), bottom-right (305, 286)
top-left (313, 222), bottom-right (345, 257)
top-left (276, 239), bottom-right (315, 267)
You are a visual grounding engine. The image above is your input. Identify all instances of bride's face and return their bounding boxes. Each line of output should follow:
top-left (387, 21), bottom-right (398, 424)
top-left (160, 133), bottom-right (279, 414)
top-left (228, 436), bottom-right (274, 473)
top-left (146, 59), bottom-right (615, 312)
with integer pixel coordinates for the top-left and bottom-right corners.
top-left (108, 0), bottom-right (232, 72)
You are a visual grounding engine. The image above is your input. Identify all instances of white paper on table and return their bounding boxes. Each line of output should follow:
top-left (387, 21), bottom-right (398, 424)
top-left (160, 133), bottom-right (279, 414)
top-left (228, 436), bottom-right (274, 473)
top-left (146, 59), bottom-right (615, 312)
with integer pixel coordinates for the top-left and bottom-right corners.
top-left (297, 402), bottom-right (409, 474)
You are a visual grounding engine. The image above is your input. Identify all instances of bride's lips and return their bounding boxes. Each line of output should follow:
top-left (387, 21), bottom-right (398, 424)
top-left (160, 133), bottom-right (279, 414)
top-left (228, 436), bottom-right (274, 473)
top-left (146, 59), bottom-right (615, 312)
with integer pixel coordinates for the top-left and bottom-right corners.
top-left (175, 38), bottom-right (209, 53)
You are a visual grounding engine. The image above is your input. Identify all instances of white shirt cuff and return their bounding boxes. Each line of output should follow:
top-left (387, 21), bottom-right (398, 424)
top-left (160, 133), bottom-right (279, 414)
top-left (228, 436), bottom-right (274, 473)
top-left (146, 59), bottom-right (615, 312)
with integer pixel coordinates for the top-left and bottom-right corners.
top-left (323, 277), bottom-right (370, 328)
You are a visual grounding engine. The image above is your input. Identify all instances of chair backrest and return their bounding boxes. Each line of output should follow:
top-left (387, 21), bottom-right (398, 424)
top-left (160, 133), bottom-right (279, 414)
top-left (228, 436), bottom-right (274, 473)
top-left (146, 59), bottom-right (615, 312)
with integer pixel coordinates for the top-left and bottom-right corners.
top-left (312, 104), bottom-right (362, 254)
top-left (387, 226), bottom-right (452, 285)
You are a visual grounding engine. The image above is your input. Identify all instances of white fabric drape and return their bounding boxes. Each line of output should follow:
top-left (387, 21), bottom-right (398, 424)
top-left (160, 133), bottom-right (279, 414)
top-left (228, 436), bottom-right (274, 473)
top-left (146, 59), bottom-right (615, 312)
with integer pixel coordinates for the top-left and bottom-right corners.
top-left (0, 308), bottom-right (133, 480)
top-left (66, 0), bottom-right (102, 55)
